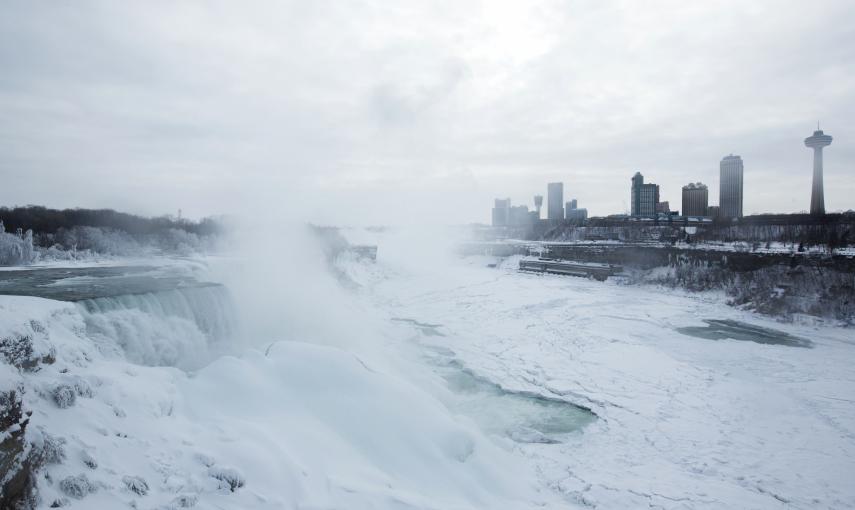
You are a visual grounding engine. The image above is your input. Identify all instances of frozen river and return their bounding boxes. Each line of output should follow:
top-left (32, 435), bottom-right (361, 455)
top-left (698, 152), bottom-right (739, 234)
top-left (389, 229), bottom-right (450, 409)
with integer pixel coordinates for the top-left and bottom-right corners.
top-left (351, 250), bottom-right (855, 509)
top-left (2, 249), bottom-right (853, 509)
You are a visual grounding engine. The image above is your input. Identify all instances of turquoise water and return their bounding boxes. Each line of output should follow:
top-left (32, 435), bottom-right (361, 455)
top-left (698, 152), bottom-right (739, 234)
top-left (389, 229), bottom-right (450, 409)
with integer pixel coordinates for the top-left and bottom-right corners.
top-left (0, 266), bottom-right (213, 301)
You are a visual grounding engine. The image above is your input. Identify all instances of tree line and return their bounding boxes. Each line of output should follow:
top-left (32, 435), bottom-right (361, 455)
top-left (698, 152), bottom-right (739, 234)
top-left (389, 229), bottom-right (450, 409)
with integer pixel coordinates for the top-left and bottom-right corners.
top-left (0, 206), bottom-right (222, 240)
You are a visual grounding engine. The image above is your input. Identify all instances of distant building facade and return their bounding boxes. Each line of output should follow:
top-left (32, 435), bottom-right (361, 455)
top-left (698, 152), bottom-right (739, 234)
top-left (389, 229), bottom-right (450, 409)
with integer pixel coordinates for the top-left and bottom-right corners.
top-left (631, 172), bottom-right (659, 217)
top-left (491, 198), bottom-right (511, 226)
top-left (656, 201), bottom-right (671, 214)
top-left (566, 208), bottom-right (588, 221)
top-left (547, 183), bottom-right (564, 222)
top-left (509, 205), bottom-right (531, 226)
top-left (492, 199), bottom-right (535, 227)
top-left (719, 155), bottom-right (743, 218)
top-left (565, 199), bottom-right (587, 221)
top-left (682, 182), bottom-right (709, 217)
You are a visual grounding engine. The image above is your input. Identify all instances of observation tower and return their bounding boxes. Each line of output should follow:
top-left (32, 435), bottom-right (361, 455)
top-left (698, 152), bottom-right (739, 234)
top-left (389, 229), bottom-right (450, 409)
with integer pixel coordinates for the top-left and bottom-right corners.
top-left (804, 128), bottom-right (832, 215)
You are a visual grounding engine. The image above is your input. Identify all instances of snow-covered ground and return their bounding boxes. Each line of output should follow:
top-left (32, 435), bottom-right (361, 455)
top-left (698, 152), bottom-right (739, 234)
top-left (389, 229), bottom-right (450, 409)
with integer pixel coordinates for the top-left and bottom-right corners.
top-left (1, 253), bottom-right (564, 509)
top-left (342, 231), bottom-right (855, 509)
top-left (3, 231), bottom-right (854, 509)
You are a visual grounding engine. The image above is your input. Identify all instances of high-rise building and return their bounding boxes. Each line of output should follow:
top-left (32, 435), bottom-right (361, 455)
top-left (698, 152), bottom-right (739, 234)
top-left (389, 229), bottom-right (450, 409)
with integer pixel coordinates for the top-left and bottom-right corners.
top-left (491, 198), bottom-right (510, 226)
top-left (682, 182), bottom-right (709, 217)
top-left (568, 198), bottom-right (578, 210)
top-left (509, 205), bottom-right (532, 226)
top-left (630, 172), bottom-right (659, 217)
top-left (804, 129), bottom-right (832, 215)
top-left (533, 195), bottom-right (543, 218)
top-left (547, 183), bottom-right (564, 222)
top-left (719, 155), bottom-right (743, 218)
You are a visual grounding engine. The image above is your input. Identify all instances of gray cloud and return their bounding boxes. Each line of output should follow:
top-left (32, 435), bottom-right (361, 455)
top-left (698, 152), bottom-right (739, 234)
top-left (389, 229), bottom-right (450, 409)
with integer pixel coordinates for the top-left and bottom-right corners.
top-left (1, 0), bottom-right (853, 224)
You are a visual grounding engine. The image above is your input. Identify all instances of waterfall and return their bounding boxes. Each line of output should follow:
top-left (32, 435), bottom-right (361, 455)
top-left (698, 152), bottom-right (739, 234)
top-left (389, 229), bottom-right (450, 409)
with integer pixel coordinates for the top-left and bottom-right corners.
top-left (75, 284), bottom-right (237, 370)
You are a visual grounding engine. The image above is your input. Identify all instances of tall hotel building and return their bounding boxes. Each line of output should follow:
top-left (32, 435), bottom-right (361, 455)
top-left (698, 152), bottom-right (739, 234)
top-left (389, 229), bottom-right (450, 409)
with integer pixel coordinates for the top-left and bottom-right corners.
top-left (547, 182), bottom-right (564, 222)
top-left (631, 172), bottom-right (659, 217)
top-left (719, 155), bottom-right (744, 218)
top-left (491, 198), bottom-right (511, 226)
top-left (681, 182), bottom-right (709, 217)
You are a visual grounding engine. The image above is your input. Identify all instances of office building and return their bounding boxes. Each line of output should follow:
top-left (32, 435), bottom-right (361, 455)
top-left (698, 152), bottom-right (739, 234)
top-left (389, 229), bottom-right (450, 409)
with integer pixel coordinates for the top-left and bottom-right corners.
top-left (804, 128), bottom-right (832, 215)
top-left (566, 208), bottom-right (588, 221)
top-left (565, 199), bottom-right (586, 221)
top-left (509, 205), bottom-right (532, 226)
top-left (491, 198), bottom-right (510, 226)
top-left (631, 172), bottom-right (659, 217)
top-left (719, 155), bottom-right (743, 218)
top-left (682, 182), bottom-right (709, 217)
top-left (547, 183), bottom-right (564, 222)
top-left (533, 195), bottom-right (543, 218)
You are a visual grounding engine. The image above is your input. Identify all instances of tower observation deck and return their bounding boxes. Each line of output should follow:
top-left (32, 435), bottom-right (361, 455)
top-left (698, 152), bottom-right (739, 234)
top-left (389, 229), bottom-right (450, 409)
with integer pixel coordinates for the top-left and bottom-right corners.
top-left (804, 129), bottom-right (832, 215)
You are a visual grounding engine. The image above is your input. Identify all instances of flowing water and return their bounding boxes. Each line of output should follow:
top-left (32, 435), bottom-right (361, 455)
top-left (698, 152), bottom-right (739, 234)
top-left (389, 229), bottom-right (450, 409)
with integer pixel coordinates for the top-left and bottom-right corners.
top-left (0, 264), bottom-right (236, 369)
top-left (393, 317), bottom-right (597, 442)
top-left (0, 265), bottom-right (203, 301)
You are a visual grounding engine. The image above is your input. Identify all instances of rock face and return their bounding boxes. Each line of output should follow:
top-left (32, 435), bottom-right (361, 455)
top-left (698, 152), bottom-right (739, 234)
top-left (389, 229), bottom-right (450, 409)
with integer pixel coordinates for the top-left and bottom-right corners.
top-left (1, 382), bottom-right (67, 509)
top-left (0, 319), bottom-right (61, 508)
top-left (0, 387), bottom-right (36, 510)
top-left (0, 321), bottom-right (65, 510)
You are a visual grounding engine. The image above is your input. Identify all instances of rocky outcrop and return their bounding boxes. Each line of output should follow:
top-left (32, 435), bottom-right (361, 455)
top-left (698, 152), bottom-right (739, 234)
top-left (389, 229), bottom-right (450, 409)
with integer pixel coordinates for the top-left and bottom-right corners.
top-left (1, 327), bottom-right (66, 510)
top-left (1, 387), bottom-right (35, 510)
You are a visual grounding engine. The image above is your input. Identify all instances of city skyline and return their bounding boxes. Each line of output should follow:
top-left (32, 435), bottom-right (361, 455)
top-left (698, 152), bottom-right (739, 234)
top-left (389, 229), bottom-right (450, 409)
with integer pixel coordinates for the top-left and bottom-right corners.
top-left (492, 127), bottom-right (845, 222)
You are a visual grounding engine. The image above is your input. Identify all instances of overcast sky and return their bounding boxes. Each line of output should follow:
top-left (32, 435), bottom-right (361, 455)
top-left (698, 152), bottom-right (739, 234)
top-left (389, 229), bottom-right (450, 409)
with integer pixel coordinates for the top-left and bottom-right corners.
top-left (1, 0), bottom-right (853, 224)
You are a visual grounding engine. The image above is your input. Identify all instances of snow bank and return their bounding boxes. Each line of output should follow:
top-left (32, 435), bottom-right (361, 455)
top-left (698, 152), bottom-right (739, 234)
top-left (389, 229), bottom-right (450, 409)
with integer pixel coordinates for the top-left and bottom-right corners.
top-left (175, 341), bottom-right (551, 509)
